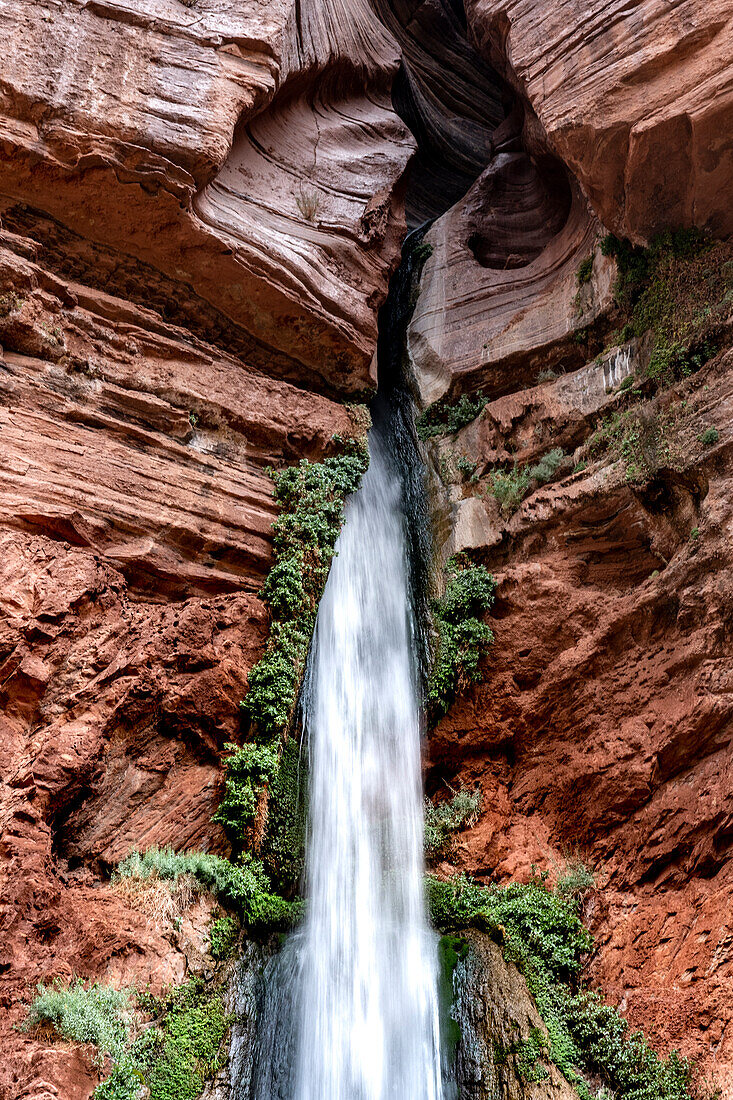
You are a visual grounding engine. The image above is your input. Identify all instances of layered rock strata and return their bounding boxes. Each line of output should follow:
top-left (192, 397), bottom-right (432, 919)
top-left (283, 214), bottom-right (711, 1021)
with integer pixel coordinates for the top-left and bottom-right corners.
top-left (465, 0), bottom-right (733, 243)
top-left (425, 341), bottom-right (733, 1092)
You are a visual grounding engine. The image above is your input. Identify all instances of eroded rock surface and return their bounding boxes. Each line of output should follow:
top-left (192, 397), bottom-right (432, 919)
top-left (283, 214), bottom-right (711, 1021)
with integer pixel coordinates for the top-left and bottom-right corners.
top-left (426, 346), bottom-right (733, 1091)
top-left (466, 0), bottom-right (733, 243)
top-left (1, 0), bottom-right (415, 393)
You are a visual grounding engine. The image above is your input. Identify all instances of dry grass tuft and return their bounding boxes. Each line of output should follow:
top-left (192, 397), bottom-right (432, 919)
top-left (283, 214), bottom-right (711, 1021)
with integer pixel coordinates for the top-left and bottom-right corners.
top-left (112, 872), bottom-right (201, 928)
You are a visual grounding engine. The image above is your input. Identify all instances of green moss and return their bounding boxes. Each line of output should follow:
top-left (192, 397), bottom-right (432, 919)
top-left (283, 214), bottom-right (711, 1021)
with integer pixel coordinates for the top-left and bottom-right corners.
top-left (427, 557), bottom-right (495, 721)
top-left (142, 979), bottom-right (231, 1100)
top-left (426, 873), bottom-right (694, 1100)
top-left (260, 736), bottom-right (308, 894)
top-left (96, 979), bottom-right (232, 1100)
top-left (216, 433), bottom-right (367, 857)
top-left (416, 392), bottom-right (488, 440)
top-left (437, 935), bottom-right (468, 1065)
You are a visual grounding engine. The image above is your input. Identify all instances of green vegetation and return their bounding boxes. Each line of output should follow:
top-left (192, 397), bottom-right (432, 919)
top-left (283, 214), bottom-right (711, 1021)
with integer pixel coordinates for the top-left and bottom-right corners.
top-left (427, 872), bottom-right (693, 1100)
top-left (242, 444), bottom-right (368, 741)
top-left (96, 978), bottom-right (231, 1100)
top-left (114, 846), bottom-right (299, 932)
top-left (424, 787), bottom-right (482, 856)
top-left (212, 743), bottom-right (278, 843)
top-left (416, 392), bottom-right (488, 440)
top-left (487, 448), bottom-right (565, 515)
top-left (428, 557), bottom-right (496, 721)
top-left (698, 427), bottom-right (719, 446)
top-left (260, 736), bottom-right (308, 893)
top-left (413, 240), bottom-right (434, 265)
top-left (213, 435), bottom-right (367, 861)
top-left (208, 916), bottom-right (239, 961)
top-left (536, 368), bottom-right (559, 384)
top-left (495, 1028), bottom-right (551, 1083)
top-left (588, 407), bottom-right (682, 485)
top-left (577, 255), bottom-right (594, 286)
top-left (601, 230), bottom-right (733, 384)
top-left (22, 979), bottom-right (137, 1066)
top-left (437, 935), bottom-right (468, 1063)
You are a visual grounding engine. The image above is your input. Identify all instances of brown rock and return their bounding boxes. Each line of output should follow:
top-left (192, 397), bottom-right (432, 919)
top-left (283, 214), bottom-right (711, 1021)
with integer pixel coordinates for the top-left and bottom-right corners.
top-left (465, 0), bottom-right (733, 242)
top-left (426, 347), bottom-right (733, 1086)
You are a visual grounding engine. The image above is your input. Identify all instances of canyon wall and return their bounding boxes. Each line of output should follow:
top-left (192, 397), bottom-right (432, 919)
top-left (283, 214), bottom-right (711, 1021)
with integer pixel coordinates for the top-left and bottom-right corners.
top-left (2, 0), bottom-right (733, 1098)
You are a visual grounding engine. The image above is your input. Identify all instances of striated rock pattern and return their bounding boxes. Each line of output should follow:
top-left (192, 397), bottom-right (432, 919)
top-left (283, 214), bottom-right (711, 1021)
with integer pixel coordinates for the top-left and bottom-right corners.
top-left (453, 931), bottom-right (577, 1100)
top-left (0, 0), bottom-right (415, 394)
top-left (465, 0), bottom-right (733, 243)
top-left (409, 171), bottom-right (614, 405)
top-left (425, 344), bottom-right (733, 1091)
top-left (0, 214), bottom-right (358, 1098)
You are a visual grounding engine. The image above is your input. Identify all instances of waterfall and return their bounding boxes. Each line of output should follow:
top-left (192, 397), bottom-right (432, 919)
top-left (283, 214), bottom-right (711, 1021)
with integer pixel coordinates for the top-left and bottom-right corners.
top-left (294, 398), bottom-right (443, 1100)
top-left (247, 386), bottom-right (445, 1100)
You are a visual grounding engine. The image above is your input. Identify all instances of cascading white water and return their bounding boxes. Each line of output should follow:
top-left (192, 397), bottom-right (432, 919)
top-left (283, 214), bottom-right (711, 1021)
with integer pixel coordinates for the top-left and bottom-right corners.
top-left (293, 413), bottom-right (444, 1100)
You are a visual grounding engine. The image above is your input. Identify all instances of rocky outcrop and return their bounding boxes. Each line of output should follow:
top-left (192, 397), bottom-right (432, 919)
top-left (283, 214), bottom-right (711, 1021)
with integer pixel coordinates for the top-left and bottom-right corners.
top-left (453, 931), bottom-right (576, 1100)
top-left (0, 209), bottom-right (367, 1098)
top-left (1, 0), bottom-right (415, 393)
top-left (409, 171), bottom-right (613, 405)
top-left (465, 0), bottom-right (733, 243)
top-left (425, 343), bottom-right (733, 1091)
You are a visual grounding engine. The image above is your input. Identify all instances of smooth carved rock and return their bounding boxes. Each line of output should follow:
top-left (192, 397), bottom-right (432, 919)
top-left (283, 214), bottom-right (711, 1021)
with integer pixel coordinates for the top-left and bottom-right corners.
top-left (409, 167), bottom-right (615, 405)
top-left (0, 0), bottom-right (415, 393)
top-left (465, 0), bottom-right (733, 242)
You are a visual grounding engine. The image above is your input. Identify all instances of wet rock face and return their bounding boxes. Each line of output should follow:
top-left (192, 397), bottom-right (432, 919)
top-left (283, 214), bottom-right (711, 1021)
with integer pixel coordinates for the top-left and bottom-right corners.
top-left (452, 931), bottom-right (576, 1100)
top-left (425, 346), bottom-right (733, 1091)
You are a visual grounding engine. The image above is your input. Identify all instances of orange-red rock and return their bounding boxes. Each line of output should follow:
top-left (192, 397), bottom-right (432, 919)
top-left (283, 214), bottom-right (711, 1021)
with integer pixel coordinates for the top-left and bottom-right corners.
top-left (465, 0), bottom-right (733, 243)
top-left (426, 347), bottom-right (733, 1091)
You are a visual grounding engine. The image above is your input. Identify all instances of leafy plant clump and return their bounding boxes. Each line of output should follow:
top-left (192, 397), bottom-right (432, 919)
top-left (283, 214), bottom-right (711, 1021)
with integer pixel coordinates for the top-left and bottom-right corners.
top-left (240, 445), bottom-right (368, 744)
top-left (428, 557), bottom-right (496, 721)
top-left (22, 979), bottom-right (137, 1066)
top-left (212, 743), bottom-right (279, 842)
top-left (208, 916), bottom-right (239, 961)
top-left (577, 255), bottom-right (594, 286)
top-left (114, 846), bottom-right (298, 932)
top-left (698, 426), bottom-right (719, 446)
top-left (487, 448), bottom-right (565, 515)
top-left (424, 787), bottom-right (482, 856)
top-left (601, 230), bottom-right (733, 384)
top-left (96, 978), bottom-right (231, 1100)
top-left (416, 392), bottom-right (488, 440)
top-left (427, 873), bottom-right (693, 1100)
top-left (260, 736), bottom-right (308, 894)
top-left (588, 407), bottom-right (683, 485)
top-left (215, 437), bottom-right (367, 855)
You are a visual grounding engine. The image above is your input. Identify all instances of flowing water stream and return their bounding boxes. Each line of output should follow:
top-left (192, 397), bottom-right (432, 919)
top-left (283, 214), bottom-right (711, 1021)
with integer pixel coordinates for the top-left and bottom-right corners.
top-left (244, 393), bottom-right (445, 1100)
top-left (292, 398), bottom-right (443, 1100)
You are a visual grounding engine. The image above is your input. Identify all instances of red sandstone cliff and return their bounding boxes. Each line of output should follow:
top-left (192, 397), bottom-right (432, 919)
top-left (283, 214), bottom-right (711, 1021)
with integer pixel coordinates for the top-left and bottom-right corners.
top-left (2, 0), bottom-right (733, 1098)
